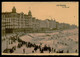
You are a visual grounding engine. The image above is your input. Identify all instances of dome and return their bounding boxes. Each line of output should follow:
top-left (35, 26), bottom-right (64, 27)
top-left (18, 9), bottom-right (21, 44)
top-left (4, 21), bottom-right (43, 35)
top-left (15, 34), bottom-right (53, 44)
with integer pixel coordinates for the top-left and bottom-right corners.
top-left (12, 6), bottom-right (16, 13)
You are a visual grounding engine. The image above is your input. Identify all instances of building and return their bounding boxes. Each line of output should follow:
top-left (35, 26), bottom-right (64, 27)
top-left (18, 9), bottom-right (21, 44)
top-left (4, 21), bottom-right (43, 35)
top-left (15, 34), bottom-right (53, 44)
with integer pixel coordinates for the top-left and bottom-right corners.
top-left (49, 19), bottom-right (56, 30)
top-left (2, 6), bottom-right (33, 35)
top-left (2, 6), bottom-right (77, 36)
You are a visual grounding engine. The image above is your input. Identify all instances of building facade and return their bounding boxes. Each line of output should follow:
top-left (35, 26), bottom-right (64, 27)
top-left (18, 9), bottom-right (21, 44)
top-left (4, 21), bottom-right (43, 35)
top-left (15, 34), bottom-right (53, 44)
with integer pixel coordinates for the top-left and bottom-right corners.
top-left (2, 6), bottom-right (77, 36)
top-left (2, 6), bottom-right (33, 36)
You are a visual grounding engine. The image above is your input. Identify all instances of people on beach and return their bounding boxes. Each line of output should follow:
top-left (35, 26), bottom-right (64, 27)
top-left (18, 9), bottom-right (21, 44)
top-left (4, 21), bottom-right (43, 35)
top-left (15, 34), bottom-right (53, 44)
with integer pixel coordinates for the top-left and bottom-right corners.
top-left (23, 48), bottom-right (25, 54)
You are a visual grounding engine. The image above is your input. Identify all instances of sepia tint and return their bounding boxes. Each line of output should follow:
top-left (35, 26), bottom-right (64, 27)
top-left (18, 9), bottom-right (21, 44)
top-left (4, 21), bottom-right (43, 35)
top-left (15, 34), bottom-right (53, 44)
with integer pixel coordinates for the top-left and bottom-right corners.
top-left (1, 2), bottom-right (79, 55)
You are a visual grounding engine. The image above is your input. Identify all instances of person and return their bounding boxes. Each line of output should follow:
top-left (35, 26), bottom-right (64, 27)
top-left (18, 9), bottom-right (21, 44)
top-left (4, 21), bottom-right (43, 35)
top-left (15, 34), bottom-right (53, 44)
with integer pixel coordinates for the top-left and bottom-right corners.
top-left (75, 49), bottom-right (77, 53)
top-left (67, 50), bottom-right (69, 53)
top-left (32, 50), bottom-right (34, 53)
top-left (23, 48), bottom-right (25, 54)
top-left (52, 47), bottom-right (53, 52)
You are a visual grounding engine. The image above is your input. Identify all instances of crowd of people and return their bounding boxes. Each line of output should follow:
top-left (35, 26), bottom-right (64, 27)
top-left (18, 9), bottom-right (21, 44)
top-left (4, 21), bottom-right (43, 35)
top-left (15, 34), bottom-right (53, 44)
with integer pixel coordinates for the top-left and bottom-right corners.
top-left (2, 32), bottom-right (78, 54)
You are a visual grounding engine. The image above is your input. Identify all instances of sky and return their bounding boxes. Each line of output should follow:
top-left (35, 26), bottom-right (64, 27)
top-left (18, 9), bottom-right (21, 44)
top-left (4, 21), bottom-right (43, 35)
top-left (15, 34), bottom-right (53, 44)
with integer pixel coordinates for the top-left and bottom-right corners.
top-left (2, 2), bottom-right (79, 26)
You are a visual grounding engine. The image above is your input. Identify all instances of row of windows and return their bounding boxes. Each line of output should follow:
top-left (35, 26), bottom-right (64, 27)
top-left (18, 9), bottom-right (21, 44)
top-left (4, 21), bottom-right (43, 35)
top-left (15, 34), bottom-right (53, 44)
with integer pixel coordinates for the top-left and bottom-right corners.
top-left (2, 14), bottom-right (28, 19)
top-left (5, 25), bottom-right (27, 27)
top-left (2, 14), bottom-right (19, 18)
top-left (2, 19), bottom-right (28, 23)
top-left (4, 23), bottom-right (28, 25)
top-left (2, 26), bottom-right (33, 29)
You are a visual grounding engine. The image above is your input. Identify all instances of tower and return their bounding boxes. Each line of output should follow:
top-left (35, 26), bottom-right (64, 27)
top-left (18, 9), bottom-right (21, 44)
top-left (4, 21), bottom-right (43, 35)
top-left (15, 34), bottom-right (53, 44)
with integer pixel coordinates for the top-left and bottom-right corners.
top-left (28, 10), bottom-right (32, 28)
top-left (12, 6), bottom-right (16, 13)
top-left (28, 10), bottom-right (32, 16)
